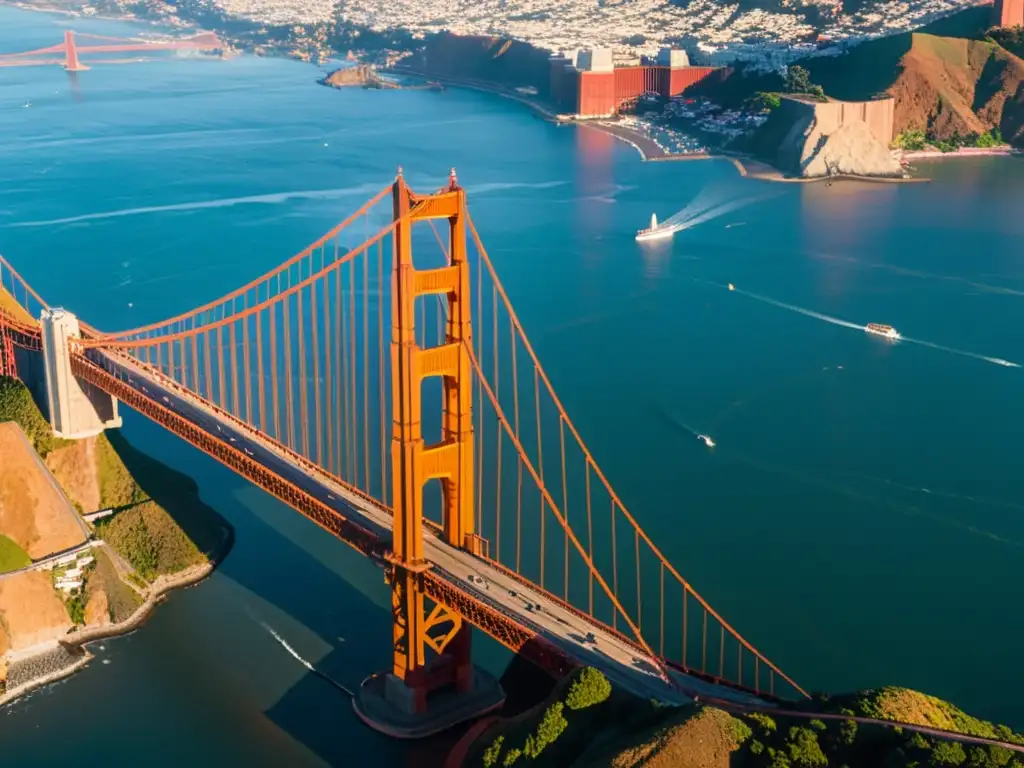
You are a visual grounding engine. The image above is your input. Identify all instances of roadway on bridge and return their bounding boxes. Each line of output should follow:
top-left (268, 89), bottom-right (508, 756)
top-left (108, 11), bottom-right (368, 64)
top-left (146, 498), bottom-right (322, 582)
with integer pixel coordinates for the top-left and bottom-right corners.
top-left (98, 350), bottom-right (769, 709)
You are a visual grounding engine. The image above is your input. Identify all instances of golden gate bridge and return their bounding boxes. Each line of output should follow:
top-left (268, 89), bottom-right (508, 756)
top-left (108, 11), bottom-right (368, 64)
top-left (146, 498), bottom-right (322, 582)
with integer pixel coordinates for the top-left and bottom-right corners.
top-left (0, 172), bottom-right (807, 737)
top-left (0, 30), bottom-right (224, 71)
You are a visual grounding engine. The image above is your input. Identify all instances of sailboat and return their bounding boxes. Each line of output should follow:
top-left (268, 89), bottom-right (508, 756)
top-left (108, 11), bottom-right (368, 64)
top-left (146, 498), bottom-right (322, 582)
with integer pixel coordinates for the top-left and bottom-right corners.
top-left (635, 213), bottom-right (674, 243)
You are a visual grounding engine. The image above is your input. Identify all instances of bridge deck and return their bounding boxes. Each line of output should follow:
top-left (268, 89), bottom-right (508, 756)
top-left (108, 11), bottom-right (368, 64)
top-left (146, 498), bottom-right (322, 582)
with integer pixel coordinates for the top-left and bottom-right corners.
top-left (89, 349), bottom-right (769, 708)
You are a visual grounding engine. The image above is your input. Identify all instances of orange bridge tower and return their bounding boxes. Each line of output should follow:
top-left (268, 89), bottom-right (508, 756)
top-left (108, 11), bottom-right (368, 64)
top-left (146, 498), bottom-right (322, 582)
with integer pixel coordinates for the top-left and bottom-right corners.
top-left (63, 30), bottom-right (89, 72)
top-left (994, 0), bottom-right (1024, 27)
top-left (352, 170), bottom-right (505, 738)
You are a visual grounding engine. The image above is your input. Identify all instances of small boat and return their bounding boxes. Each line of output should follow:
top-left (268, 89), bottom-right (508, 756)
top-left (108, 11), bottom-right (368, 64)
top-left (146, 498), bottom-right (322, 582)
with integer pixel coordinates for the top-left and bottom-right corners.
top-left (865, 323), bottom-right (900, 340)
top-left (635, 213), bottom-right (674, 243)
top-left (697, 434), bottom-right (715, 448)
top-left (728, 283), bottom-right (735, 291)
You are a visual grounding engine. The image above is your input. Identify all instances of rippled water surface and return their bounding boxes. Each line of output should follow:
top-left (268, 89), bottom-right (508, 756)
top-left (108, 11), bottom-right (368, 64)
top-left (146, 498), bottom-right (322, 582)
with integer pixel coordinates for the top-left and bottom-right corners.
top-left (1, 6), bottom-right (1023, 764)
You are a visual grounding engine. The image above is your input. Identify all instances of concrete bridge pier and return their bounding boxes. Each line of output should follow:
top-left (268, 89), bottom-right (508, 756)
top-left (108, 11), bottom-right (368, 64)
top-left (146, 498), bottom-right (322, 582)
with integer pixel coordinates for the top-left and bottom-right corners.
top-left (41, 308), bottom-right (122, 439)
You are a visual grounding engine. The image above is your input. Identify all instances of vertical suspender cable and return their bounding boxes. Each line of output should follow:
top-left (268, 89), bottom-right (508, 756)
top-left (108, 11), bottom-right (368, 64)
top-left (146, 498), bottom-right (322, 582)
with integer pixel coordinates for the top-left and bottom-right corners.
top-left (363, 248), bottom-right (370, 494)
top-left (298, 287), bottom-right (309, 457)
top-left (323, 262), bottom-right (334, 477)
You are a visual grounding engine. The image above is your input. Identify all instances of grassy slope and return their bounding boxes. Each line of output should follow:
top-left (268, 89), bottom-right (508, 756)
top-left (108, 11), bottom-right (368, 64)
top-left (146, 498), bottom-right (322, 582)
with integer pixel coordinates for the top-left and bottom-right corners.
top-left (0, 533), bottom-right (31, 573)
top-left (461, 670), bottom-right (1024, 768)
top-left (799, 7), bottom-right (994, 100)
top-left (96, 430), bottom-right (228, 575)
top-left (0, 375), bottom-right (228, 586)
top-left (465, 668), bottom-right (748, 768)
top-left (86, 547), bottom-right (142, 622)
top-left (0, 376), bottom-right (69, 458)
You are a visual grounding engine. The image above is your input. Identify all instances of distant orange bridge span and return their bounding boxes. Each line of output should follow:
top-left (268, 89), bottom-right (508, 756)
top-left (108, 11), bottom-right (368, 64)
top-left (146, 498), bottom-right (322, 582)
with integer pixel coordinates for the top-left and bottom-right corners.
top-left (0, 30), bottom-right (224, 71)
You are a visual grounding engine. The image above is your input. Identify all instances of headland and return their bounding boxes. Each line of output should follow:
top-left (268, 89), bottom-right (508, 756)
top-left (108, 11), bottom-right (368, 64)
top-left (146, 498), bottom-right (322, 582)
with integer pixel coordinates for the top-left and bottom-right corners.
top-left (0, 372), bottom-right (232, 706)
top-left (450, 664), bottom-right (1024, 768)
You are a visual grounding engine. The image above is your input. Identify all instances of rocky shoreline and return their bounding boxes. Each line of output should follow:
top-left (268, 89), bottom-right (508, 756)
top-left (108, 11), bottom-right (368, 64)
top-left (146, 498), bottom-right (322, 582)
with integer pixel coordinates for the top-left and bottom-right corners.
top-left (0, 524), bottom-right (231, 709)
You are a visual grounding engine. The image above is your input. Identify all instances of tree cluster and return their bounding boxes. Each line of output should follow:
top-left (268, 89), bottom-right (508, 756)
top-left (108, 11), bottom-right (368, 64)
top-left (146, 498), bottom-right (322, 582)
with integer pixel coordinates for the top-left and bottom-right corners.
top-left (784, 66), bottom-right (826, 100)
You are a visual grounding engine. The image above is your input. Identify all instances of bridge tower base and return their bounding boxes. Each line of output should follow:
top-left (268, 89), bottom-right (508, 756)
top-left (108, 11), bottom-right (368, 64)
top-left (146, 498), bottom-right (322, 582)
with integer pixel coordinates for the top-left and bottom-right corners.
top-left (41, 308), bottom-right (122, 439)
top-left (353, 666), bottom-right (505, 739)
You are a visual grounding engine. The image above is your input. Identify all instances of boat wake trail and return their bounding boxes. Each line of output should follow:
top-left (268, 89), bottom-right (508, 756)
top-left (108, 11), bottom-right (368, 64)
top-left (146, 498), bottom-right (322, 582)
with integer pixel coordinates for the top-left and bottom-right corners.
top-left (653, 408), bottom-right (715, 447)
top-left (658, 186), bottom-right (778, 232)
top-left (258, 621), bottom-right (354, 698)
top-left (899, 337), bottom-right (1020, 368)
top-left (723, 284), bottom-right (865, 331)
top-left (717, 282), bottom-right (1020, 368)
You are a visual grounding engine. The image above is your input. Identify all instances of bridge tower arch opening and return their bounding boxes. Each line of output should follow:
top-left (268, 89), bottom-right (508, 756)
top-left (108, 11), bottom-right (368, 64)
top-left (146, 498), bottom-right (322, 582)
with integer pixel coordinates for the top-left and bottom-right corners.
top-left (353, 170), bottom-right (505, 737)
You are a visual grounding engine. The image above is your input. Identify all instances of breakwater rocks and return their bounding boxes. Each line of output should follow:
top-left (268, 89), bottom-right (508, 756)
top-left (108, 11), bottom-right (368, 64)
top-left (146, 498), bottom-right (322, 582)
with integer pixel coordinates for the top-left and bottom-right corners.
top-left (2, 643), bottom-right (87, 703)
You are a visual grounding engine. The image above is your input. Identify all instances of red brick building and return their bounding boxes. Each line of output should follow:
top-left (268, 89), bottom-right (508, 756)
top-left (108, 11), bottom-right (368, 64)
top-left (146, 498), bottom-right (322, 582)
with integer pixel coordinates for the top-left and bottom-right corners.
top-left (550, 48), bottom-right (729, 117)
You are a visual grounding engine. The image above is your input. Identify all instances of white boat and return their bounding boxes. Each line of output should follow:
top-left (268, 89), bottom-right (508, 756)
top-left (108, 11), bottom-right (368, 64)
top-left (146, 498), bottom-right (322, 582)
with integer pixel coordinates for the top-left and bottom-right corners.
top-left (697, 434), bottom-right (715, 447)
top-left (865, 323), bottom-right (900, 340)
top-left (635, 213), bottom-right (674, 243)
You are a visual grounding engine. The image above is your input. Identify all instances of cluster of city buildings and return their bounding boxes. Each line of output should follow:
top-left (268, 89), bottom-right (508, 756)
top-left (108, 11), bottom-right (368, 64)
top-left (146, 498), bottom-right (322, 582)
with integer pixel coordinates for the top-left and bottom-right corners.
top-left (322, 0), bottom-right (992, 72)
top-left (211, 0), bottom-right (337, 25)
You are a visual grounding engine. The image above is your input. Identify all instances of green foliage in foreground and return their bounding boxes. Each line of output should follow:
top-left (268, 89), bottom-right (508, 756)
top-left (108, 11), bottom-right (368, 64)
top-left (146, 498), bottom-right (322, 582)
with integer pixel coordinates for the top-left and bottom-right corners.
top-left (471, 675), bottom-right (1024, 768)
top-left (564, 666), bottom-right (612, 711)
top-left (729, 688), bottom-right (1024, 768)
top-left (0, 376), bottom-right (68, 457)
top-left (0, 533), bottom-right (31, 573)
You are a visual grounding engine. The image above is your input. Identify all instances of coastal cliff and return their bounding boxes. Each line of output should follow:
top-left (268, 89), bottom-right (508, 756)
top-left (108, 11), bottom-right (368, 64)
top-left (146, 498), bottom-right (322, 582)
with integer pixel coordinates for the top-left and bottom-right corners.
top-left (888, 34), bottom-right (1024, 146)
top-left (0, 375), bottom-right (231, 700)
top-left (456, 666), bottom-right (1024, 768)
top-left (402, 33), bottom-right (554, 96)
top-left (801, 20), bottom-right (1024, 147)
top-left (747, 97), bottom-right (904, 178)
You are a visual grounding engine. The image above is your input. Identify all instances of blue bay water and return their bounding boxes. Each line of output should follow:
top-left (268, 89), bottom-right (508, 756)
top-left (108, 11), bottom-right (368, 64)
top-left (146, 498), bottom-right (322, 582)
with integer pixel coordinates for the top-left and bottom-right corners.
top-left (2, 6), bottom-right (1024, 763)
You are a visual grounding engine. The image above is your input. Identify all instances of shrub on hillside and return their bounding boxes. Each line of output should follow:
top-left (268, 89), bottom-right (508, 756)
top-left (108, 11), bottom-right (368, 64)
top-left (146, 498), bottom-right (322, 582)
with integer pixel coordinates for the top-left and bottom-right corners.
top-left (565, 667), bottom-right (612, 711)
top-left (786, 726), bottom-right (827, 767)
top-left (931, 740), bottom-right (966, 767)
top-left (482, 736), bottom-right (504, 768)
top-left (0, 376), bottom-right (68, 457)
top-left (96, 501), bottom-right (204, 581)
top-left (523, 701), bottom-right (568, 758)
